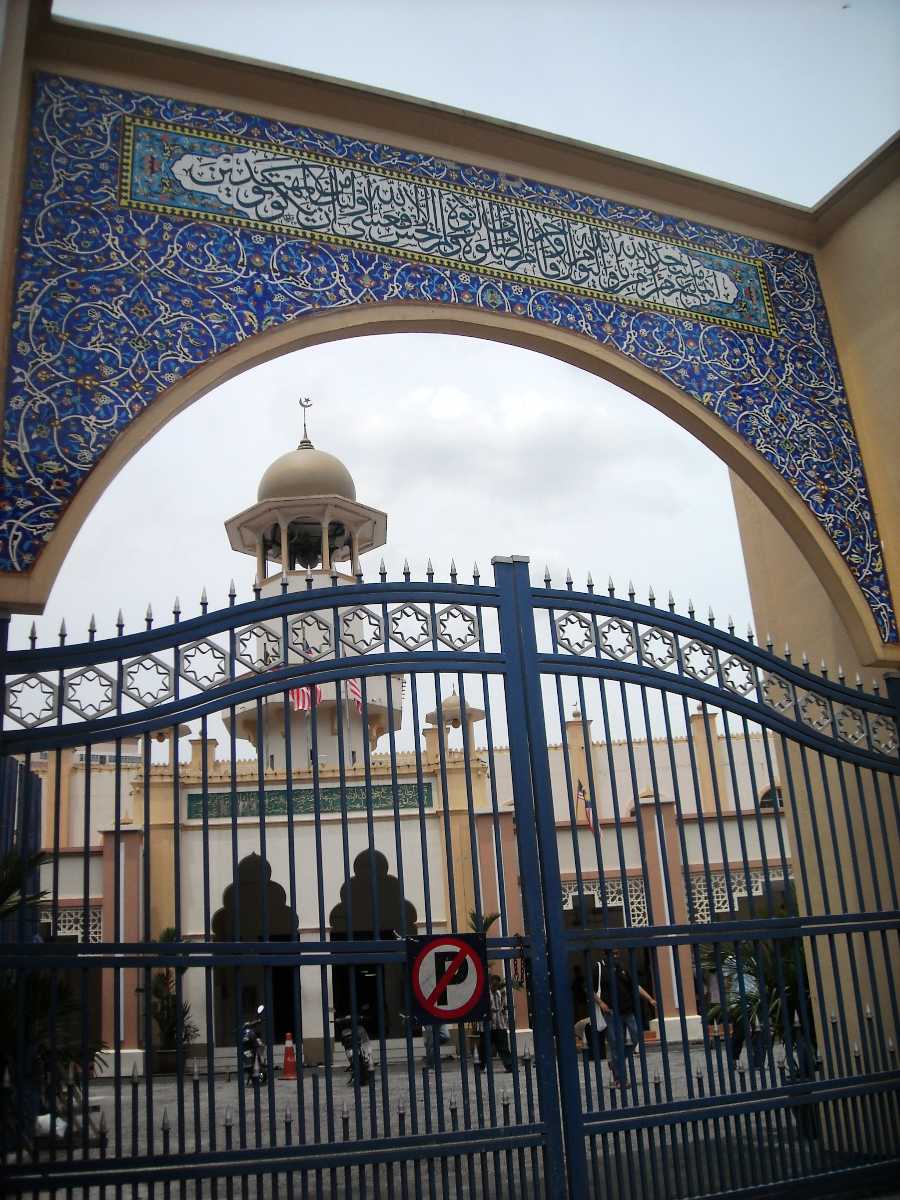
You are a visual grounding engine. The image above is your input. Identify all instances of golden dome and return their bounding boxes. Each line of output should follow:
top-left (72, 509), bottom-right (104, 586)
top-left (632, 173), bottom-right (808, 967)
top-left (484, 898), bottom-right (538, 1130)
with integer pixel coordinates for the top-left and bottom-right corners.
top-left (257, 440), bottom-right (356, 503)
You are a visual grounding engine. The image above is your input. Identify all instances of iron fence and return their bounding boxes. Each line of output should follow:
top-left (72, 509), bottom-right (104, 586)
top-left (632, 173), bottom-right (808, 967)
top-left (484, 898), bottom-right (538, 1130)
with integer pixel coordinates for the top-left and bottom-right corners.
top-left (1, 557), bottom-right (897, 1198)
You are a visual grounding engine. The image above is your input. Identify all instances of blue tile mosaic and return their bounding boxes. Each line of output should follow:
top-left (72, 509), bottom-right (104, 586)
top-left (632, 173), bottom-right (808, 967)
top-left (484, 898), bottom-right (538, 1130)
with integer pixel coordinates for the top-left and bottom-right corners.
top-left (2, 73), bottom-right (894, 641)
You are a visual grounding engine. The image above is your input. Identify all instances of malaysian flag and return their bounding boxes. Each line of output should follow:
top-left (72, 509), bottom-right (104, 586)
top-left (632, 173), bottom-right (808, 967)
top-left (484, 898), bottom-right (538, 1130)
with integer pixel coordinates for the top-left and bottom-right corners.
top-left (289, 684), bottom-right (322, 712)
top-left (577, 779), bottom-right (597, 831)
top-left (347, 678), bottom-right (363, 715)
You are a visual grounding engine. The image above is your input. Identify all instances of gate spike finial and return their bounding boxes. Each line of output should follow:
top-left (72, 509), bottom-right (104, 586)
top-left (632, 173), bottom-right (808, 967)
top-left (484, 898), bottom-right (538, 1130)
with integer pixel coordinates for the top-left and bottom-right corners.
top-left (145, 603), bottom-right (153, 629)
top-left (801, 651), bottom-right (809, 670)
top-left (544, 565), bottom-right (552, 586)
top-left (668, 590), bottom-right (675, 612)
top-left (727, 615), bottom-right (734, 635)
top-left (426, 558), bottom-right (434, 582)
top-left (648, 585), bottom-right (655, 606)
top-left (820, 658), bottom-right (828, 678)
top-left (379, 558), bottom-right (387, 583)
top-left (402, 558), bottom-right (411, 582)
top-left (281, 574), bottom-right (289, 594)
top-left (746, 624), bottom-right (754, 644)
top-left (627, 579), bottom-right (635, 602)
top-left (450, 558), bottom-right (458, 583)
top-left (837, 664), bottom-right (845, 683)
top-left (200, 586), bottom-right (208, 614)
top-left (192, 1057), bottom-right (200, 1079)
top-left (58, 618), bottom-right (67, 644)
top-left (29, 621), bottom-right (37, 648)
top-left (784, 642), bottom-right (792, 662)
top-left (607, 576), bottom-right (615, 597)
top-left (305, 569), bottom-right (314, 591)
top-left (224, 1106), bottom-right (233, 1127)
top-left (586, 572), bottom-right (594, 593)
top-left (116, 609), bottom-right (125, 636)
top-left (565, 568), bottom-right (573, 591)
top-left (872, 679), bottom-right (880, 695)
top-left (855, 672), bottom-right (863, 690)
top-left (161, 1108), bottom-right (170, 1133)
top-left (687, 599), bottom-right (695, 619)
top-left (766, 633), bottom-right (773, 653)
top-left (707, 606), bottom-right (715, 626)
top-left (253, 576), bottom-right (261, 600)
top-left (88, 613), bottom-right (97, 641)
top-left (173, 596), bottom-right (181, 620)
top-left (131, 1062), bottom-right (139, 1082)
top-left (472, 562), bottom-right (480, 583)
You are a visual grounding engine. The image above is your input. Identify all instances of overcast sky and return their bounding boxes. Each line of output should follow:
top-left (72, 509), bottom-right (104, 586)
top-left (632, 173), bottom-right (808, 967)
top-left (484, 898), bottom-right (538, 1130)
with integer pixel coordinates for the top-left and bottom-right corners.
top-left (12, 2), bottom-right (899, 653)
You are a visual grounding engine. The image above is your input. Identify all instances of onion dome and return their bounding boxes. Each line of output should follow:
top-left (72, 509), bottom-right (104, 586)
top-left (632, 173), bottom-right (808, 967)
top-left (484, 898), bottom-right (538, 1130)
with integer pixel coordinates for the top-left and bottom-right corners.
top-left (257, 437), bottom-right (356, 502)
top-left (426, 690), bottom-right (485, 729)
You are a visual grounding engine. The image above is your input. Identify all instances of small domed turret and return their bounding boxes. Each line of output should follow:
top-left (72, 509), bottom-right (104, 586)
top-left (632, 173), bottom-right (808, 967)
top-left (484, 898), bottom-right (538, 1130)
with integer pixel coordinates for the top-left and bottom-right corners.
top-left (224, 398), bottom-right (387, 582)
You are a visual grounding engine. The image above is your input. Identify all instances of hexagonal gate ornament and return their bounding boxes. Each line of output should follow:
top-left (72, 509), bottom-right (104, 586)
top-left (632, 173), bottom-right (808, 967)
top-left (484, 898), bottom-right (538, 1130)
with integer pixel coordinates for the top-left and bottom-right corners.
top-left (597, 618), bottom-right (635, 661)
top-left (5, 674), bottom-right (58, 728)
top-left (340, 607), bottom-right (383, 654)
top-left (761, 673), bottom-right (794, 714)
top-left (389, 604), bottom-right (432, 651)
top-left (555, 612), bottom-right (595, 655)
top-left (720, 655), bottom-right (755, 696)
top-left (289, 613), bottom-right (332, 660)
top-left (436, 605), bottom-right (478, 650)
top-left (123, 655), bottom-right (174, 707)
top-left (834, 704), bottom-right (867, 747)
top-left (681, 640), bottom-right (716, 681)
top-left (64, 667), bottom-right (117, 719)
top-left (235, 624), bottom-right (282, 673)
top-left (180, 639), bottom-right (230, 690)
top-left (640, 627), bottom-right (675, 669)
top-left (868, 715), bottom-right (899, 757)
top-left (797, 689), bottom-right (832, 732)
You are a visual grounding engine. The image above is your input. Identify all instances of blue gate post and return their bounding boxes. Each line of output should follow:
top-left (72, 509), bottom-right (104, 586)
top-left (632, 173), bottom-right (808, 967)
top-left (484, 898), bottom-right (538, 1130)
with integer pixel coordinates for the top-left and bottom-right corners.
top-left (493, 557), bottom-right (588, 1200)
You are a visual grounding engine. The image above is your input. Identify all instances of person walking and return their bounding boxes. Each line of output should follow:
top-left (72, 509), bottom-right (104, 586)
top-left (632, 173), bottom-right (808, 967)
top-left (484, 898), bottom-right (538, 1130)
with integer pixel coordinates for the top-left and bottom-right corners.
top-left (598, 948), bottom-right (656, 1086)
top-left (478, 973), bottom-right (512, 1072)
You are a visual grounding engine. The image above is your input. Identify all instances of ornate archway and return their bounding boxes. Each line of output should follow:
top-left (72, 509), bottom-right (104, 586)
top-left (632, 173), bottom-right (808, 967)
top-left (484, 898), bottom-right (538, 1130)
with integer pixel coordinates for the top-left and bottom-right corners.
top-left (1, 71), bottom-right (894, 659)
top-left (329, 849), bottom-right (418, 1039)
top-left (211, 853), bottom-right (299, 1044)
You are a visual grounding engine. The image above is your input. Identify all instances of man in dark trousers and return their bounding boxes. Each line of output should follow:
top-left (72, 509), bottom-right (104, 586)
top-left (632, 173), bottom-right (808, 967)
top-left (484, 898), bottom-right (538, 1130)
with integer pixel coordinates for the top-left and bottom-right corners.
top-left (598, 948), bottom-right (656, 1086)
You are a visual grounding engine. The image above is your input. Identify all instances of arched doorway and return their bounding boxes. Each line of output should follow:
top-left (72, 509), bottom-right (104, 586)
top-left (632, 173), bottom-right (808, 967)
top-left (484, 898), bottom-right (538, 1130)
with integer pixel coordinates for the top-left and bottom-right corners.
top-left (328, 849), bottom-right (417, 1040)
top-left (211, 853), bottom-right (299, 1045)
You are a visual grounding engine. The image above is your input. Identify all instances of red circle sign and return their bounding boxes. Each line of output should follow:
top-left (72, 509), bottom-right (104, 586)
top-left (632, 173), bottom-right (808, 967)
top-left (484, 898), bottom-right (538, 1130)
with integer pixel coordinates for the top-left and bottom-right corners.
top-left (411, 936), bottom-right (487, 1020)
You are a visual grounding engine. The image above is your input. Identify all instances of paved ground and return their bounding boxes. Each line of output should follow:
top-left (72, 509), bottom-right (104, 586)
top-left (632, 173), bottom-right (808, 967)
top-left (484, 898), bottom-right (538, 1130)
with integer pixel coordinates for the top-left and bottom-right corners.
top-left (5, 1042), bottom-right (897, 1199)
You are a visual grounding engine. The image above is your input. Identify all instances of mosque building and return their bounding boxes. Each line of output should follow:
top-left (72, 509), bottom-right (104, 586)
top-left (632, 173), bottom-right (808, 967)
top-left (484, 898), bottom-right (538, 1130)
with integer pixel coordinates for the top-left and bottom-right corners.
top-left (34, 419), bottom-right (788, 1068)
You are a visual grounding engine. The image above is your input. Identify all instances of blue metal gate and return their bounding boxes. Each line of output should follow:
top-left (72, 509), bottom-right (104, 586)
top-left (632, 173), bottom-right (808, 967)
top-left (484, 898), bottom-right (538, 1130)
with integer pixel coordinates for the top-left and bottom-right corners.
top-left (1, 557), bottom-right (897, 1197)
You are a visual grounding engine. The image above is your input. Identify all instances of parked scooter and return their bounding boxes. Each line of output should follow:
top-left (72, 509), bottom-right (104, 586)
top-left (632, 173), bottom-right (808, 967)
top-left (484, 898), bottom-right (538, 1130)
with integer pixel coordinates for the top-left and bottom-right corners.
top-left (241, 1005), bottom-right (268, 1083)
top-left (335, 1010), bottom-right (374, 1085)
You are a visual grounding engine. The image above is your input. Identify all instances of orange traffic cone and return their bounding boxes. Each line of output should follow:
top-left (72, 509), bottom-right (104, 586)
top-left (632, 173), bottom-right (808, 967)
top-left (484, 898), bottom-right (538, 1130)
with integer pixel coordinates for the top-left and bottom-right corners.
top-left (282, 1032), bottom-right (297, 1081)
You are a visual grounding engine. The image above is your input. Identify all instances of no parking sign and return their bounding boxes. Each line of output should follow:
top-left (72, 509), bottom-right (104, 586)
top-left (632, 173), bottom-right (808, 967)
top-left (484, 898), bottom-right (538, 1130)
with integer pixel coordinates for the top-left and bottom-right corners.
top-left (407, 934), bottom-right (489, 1024)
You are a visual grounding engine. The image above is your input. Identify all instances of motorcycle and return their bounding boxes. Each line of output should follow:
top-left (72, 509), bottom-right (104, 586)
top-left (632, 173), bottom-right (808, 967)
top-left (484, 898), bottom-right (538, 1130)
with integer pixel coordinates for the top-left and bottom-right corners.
top-left (335, 1010), bottom-right (374, 1085)
top-left (240, 1004), bottom-right (268, 1083)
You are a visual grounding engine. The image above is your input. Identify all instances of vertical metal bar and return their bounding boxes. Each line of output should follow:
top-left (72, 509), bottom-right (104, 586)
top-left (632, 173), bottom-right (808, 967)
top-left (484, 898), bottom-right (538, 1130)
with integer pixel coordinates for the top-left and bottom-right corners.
top-left (199, 713), bottom-right (218, 1189)
top-left (492, 556), bottom-right (584, 1200)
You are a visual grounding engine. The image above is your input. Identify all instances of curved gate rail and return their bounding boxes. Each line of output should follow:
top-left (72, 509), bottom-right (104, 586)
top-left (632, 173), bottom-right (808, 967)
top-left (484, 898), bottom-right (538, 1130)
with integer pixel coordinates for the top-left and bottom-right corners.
top-left (0, 556), bottom-right (897, 1198)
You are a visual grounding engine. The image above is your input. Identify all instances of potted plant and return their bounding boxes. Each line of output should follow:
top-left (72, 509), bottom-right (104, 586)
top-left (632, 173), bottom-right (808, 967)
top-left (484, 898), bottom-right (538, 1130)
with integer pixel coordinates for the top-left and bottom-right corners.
top-left (0, 849), bottom-right (106, 1154)
top-left (150, 927), bottom-right (198, 1073)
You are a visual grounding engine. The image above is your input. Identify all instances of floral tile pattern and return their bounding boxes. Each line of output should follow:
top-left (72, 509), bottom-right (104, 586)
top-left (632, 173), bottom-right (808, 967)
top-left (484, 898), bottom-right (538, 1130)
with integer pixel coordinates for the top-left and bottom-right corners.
top-left (2, 73), bottom-right (894, 641)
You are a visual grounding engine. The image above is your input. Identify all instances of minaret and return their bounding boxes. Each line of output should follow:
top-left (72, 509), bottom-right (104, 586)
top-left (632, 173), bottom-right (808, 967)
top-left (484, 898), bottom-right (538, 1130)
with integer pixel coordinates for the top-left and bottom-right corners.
top-left (223, 400), bottom-right (401, 772)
